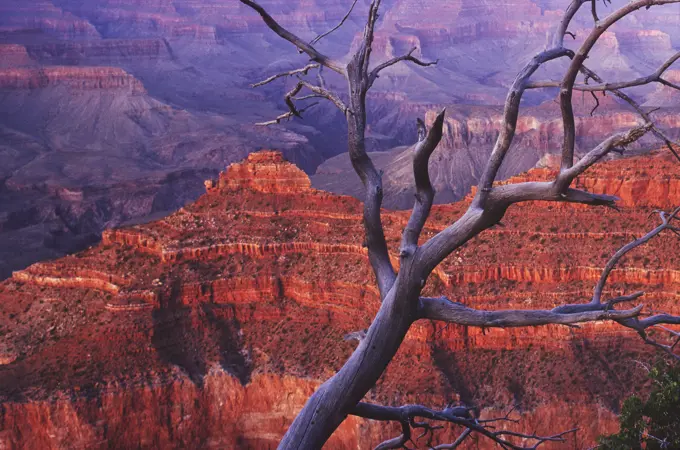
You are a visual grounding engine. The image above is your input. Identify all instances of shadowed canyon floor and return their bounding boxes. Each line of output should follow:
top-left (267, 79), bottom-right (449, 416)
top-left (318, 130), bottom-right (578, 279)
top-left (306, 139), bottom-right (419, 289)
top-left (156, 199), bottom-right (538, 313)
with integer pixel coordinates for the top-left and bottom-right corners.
top-left (1, 150), bottom-right (680, 449)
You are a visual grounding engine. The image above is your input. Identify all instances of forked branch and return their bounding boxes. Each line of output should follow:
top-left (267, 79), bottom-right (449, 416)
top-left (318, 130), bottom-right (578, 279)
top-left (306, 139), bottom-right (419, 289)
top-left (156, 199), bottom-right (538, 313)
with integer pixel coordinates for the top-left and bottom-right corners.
top-left (368, 47), bottom-right (439, 88)
top-left (238, 0), bottom-right (345, 74)
top-left (309, 0), bottom-right (359, 46)
top-left (557, 0), bottom-right (680, 172)
top-left (527, 51), bottom-right (680, 92)
top-left (421, 207), bottom-right (680, 360)
top-left (401, 109), bottom-right (446, 254)
top-left (351, 402), bottom-right (577, 450)
top-left (251, 63), bottom-right (320, 88)
top-left (255, 79), bottom-right (348, 126)
top-left (575, 64), bottom-right (680, 163)
top-left (554, 123), bottom-right (653, 191)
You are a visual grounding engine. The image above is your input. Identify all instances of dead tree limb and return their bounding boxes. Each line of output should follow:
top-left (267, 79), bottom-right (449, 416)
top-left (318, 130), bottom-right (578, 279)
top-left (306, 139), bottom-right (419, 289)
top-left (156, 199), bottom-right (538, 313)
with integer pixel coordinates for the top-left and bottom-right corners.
top-left (558, 0), bottom-right (680, 171)
top-left (592, 207), bottom-right (680, 304)
top-left (401, 109), bottom-right (446, 254)
top-left (309, 0), bottom-right (359, 46)
top-left (418, 298), bottom-right (644, 327)
top-left (251, 63), bottom-right (320, 88)
top-left (573, 64), bottom-right (680, 163)
top-left (255, 101), bottom-right (318, 126)
top-left (368, 47), bottom-right (439, 88)
top-left (256, 79), bottom-right (348, 125)
top-left (431, 428), bottom-right (471, 450)
top-left (239, 0), bottom-right (345, 74)
top-left (351, 402), bottom-right (577, 450)
top-left (527, 51), bottom-right (680, 92)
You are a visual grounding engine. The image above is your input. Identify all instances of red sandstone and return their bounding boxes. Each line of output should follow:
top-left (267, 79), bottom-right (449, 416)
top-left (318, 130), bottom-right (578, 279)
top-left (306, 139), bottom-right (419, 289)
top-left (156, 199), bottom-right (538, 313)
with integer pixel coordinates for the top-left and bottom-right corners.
top-left (1, 150), bottom-right (679, 449)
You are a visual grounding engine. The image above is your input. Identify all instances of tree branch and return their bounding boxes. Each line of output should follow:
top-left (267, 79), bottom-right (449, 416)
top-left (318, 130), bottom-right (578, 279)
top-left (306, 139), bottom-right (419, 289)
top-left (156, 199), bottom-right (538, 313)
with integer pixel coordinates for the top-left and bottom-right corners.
top-left (309, 0), bottom-right (359, 46)
top-left (421, 207), bottom-right (680, 362)
top-left (551, 0), bottom-right (589, 48)
top-left (591, 0), bottom-right (600, 24)
top-left (344, 0), bottom-right (397, 300)
top-left (557, 0), bottom-right (680, 172)
top-left (418, 296), bottom-right (643, 327)
top-left (431, 428), bottom-right (471, 449)
top-left (417, 181), bottom-right (620, 277)
top-left (255, 101), bottom-right (318, 126)
top-left (591, 206), bottom-right (680, 304)
top-left (239, 0), bottom-right (345, 74)
top-left (255, 78), bottom-right (347, 125)
top-left (351, 402), bottom-right (576, 450)
top-left (374, 420), bottom-right (410, 450)
top-left (472, 47), bottom-right (575, 209)
top-left (526, 51), bottom-right (680, 92)
top-left (576, 64), bottom-right (680, 163)
top-left (553, 122), bottom-right (653, 192)
top-left (297, 79), bottom-right (348, 112)
top-left (489, 182), bottom-right (621, 208)
top-left (415, 4), bottom-right (593, 273)
top-left (251, 63), bottom-right (320, 88)
top-left (368, 47), bottom-right (439, 89)
top-left (256, 82), bottom-right (305, 126)
top-left (400, 109), bottom-right (446, 255)
top-left (659, 77), bottom-right (680, 92)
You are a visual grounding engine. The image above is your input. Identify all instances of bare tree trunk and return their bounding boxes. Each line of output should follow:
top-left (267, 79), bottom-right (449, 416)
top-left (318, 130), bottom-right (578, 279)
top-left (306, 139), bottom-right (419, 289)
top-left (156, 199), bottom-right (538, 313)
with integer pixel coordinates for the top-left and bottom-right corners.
top-left (279, 34), bottom-right (423, 448)
top-left (279, 282), bottom-right (418, 448)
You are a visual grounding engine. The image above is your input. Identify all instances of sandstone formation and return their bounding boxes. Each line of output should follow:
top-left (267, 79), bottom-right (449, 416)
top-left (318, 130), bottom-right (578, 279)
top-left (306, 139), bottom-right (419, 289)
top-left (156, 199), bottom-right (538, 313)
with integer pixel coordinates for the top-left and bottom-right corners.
top-left (1, 150), bottom-right (679, 449)
top-left (0, 66), bottom-right (146, 92)
top-left (1, 0), bottom-right (679, 279)
top-left (0, 45), bottom-right (32, 68)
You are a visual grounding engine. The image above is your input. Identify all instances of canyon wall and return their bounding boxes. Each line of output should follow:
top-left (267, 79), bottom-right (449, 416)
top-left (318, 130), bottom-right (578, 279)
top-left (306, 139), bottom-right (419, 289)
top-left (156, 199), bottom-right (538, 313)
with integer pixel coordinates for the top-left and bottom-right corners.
top-left (0, 66), bottom-right (146, 92)
top-left (1, 0), bottom-right (679, 278)
top-left (2, 151), bottom-right (679, 449)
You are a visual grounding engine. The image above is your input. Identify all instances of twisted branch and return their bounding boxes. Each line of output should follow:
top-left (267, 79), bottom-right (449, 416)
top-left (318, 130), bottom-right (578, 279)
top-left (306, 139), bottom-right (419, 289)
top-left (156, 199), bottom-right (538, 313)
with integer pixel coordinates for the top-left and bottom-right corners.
top-left (351, 402), bottom-right (577, 450)
top-left (238, 0), bottom-right (344, 74)
top-left (400, 109), bottom-right (446, 255)
top-left (527, 51), bottom-right (680, 92)
top-left (251, 63), bottom-right (320, 88)
top-left (368, 47), bottom-right (439, 89)
top-left (309, 0), bottom-right (359, 46)
top-left (557, 0), bottom-right (680, 172)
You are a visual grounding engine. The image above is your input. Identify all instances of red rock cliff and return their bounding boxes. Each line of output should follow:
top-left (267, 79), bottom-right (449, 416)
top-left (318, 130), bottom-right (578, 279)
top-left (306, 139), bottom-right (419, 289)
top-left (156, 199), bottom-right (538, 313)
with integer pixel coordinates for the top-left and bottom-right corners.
top-left (1, 150), bottom-right (679, 449)
top-left (0, 66), bottom-right (146, 93)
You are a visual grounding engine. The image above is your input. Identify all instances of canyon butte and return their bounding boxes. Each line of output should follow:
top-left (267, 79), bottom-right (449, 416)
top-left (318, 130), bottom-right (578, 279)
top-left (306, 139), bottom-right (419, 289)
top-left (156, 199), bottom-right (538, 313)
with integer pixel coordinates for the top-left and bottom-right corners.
top-left (1, 0), bottom-right (679, 277)
top-left (1, 150), bottom-right (680, 449)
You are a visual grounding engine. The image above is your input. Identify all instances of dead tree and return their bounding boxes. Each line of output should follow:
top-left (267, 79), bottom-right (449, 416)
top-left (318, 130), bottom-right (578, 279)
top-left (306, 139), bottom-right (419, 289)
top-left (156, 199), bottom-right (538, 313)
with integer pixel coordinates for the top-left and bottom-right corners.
top-left (240, 0), bottom-right (680, 448)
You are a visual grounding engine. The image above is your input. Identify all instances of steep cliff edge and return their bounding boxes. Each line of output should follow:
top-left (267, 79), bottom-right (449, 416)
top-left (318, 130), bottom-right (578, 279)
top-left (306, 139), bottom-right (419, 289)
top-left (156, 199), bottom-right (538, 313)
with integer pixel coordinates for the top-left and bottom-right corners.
top-left (1, 150), bottom-right (679, 449)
